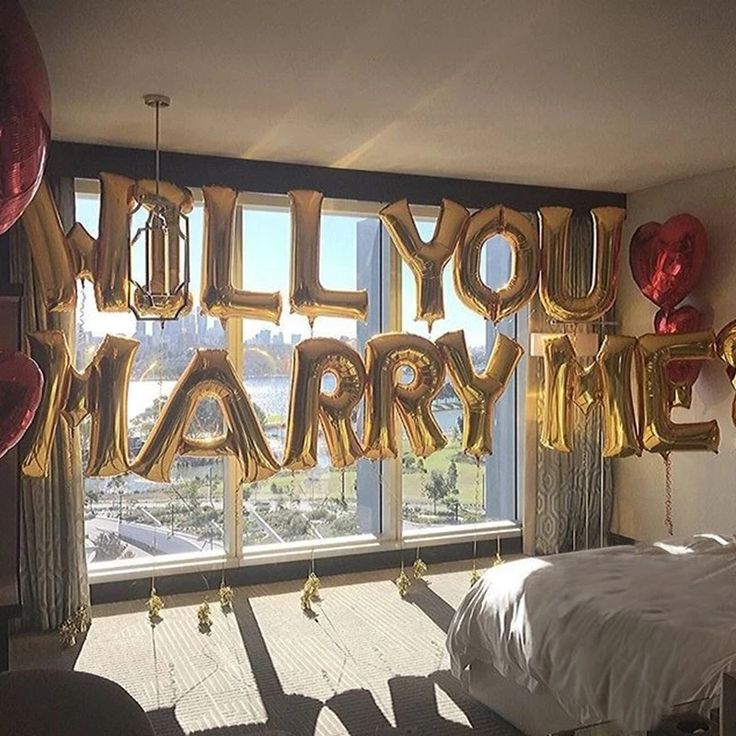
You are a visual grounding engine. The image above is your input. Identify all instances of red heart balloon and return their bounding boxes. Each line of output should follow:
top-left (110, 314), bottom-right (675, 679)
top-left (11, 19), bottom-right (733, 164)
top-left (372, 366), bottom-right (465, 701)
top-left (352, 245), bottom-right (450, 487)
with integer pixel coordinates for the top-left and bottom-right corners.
top-left (0, 350), bottom-right (44, 460)
top-left (630, 214), bottom-right (707, 309)
top-left (0, 1), bottom-right (51, 235)
top-left (654, 306), bottom-right (703, 387)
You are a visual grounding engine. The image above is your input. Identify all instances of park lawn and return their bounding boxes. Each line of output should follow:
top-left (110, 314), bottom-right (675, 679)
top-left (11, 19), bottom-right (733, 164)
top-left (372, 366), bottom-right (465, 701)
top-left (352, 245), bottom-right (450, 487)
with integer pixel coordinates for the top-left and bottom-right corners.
top-left (249, 440), bottom-right (484, 508)
top-left (110, 440), bottom-right (487, 511)
top-left (402, 445), bottom-right (483, 506)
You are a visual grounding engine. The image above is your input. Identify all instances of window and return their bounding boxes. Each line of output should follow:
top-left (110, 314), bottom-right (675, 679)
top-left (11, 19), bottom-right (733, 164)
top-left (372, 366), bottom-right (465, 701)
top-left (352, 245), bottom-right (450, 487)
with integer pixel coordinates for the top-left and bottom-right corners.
top-left (75, 184), bottom-right (524, 575)
top-left (77, 192), bottom-right (227, 567)
top-left (399, 214), bottom-right (526, 535)
top-left (238, 200), bottom-right (382, 548)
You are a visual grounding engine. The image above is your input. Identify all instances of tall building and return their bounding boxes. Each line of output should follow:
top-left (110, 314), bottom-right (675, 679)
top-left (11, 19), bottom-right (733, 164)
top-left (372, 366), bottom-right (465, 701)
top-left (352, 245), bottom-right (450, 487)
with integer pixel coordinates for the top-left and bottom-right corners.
top-left (195, 309), bottom-right (207, 340)
top-left (355, 218), bottom-right (384, 535)
top-left (254, 329), bottom-right (271, 346)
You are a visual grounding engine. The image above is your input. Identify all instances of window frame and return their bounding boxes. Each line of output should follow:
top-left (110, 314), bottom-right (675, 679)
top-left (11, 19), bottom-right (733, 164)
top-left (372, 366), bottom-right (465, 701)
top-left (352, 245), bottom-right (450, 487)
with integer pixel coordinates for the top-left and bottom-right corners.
top-left (77, 182), bottom-right (523, 584)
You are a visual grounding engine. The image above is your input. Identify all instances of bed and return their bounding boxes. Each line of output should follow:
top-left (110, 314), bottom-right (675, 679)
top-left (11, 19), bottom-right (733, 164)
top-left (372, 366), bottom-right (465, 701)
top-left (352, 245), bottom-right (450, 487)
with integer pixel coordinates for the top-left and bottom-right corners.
top-left (446, 535), bottom-right (736, 735)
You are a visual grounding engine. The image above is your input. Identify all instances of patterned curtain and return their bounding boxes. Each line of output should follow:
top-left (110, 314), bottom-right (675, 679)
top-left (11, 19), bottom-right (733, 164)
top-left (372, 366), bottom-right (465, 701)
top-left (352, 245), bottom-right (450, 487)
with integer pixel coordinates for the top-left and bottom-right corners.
top-left (9, 177), bottom-right (89, 631)
top-left (526, 215), bottom-right (614, 555)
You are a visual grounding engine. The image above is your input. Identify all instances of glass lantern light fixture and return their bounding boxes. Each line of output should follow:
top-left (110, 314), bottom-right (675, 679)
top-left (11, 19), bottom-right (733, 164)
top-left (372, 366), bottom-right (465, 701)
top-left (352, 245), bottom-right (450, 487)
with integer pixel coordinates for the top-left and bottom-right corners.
top-left (129, 93), bottom-right (191, 322)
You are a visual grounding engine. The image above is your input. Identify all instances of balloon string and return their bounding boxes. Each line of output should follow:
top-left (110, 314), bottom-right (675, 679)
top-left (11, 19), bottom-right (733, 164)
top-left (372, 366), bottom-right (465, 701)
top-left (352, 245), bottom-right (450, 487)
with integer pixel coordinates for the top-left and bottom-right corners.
top-left (584, 438), bottom-right (589, 548)
top-left (78, 280), bottom-right (86, 356)
top-left (664, 454), bottom-right (674, 536)
top-left (474, 457), bottom-right (482, 518)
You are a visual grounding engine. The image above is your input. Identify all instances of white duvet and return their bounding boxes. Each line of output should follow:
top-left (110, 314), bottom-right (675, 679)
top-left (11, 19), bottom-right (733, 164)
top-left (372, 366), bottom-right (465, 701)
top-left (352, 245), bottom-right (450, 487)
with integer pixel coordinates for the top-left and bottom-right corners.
top-left (446, 535), bottom-right (736, 731)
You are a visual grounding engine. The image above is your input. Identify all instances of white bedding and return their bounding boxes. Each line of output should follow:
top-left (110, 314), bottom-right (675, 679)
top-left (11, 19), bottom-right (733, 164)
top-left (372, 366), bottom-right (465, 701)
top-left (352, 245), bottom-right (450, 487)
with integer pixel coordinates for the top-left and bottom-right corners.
top-left (446, 535), bottom-right (736, 731)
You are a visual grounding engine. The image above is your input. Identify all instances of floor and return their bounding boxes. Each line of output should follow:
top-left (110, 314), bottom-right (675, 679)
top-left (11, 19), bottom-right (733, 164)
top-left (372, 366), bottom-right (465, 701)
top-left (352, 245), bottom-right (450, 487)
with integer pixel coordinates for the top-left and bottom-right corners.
top-left (10, 559), bottom-right (521, 736)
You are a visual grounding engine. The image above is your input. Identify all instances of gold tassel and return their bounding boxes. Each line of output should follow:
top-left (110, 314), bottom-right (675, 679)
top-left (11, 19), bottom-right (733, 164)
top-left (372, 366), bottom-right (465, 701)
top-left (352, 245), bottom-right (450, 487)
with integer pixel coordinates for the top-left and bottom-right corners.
top-left (197, 599), bottom-right (212, 632)
top-left (300, 570), bottom-right (321, 613)
top-left (146, 586), bottom-right (164, 624)
top-left (469, 562), bottom-right (481, 587)
top-left (395, 562), bottom-right (411, 599)
top-left (412, 549), bottom-right (427, 580)
top-left (493, 534), bottom-right (505, 566)
top-left (219, 583), bottom-right (234, 611)
top-left (59, 606), bottom-right (91, 648)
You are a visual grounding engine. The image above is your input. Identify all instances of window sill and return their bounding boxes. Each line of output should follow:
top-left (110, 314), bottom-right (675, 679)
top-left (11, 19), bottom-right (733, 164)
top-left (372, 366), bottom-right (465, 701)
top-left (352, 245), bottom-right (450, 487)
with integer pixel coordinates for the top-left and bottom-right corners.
top-left (88, 522), bottom-right (522, 596)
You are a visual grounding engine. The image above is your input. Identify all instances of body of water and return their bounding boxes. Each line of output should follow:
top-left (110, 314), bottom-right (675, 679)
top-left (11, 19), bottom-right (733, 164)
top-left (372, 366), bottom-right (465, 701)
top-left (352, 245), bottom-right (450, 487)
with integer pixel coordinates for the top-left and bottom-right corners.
top-left (127, 376), bottom-right (461, 435)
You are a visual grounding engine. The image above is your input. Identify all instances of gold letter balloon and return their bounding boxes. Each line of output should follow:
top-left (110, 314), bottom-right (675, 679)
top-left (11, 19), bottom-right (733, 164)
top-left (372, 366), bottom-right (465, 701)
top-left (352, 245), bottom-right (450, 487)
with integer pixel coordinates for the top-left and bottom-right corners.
top-left (23, 331), bottom-right (139, 477)
top-left (436, 330), bottom-right (523, 459)
top-left (716, 320), bottom-right (736, 426)
top-left (20, 172), bottom-right (138, 313)
top-left (289, 190), bottom-right (368, 327)
top-left (283, 338), bottom-right (367, 470)
top-left (539, 333), bottom-right (640, 458)
top-left (380, 198), bottom-right (468, 329)
top-left (363, 333), bottom-right (446, 460)
top-left (638, 331), bottom-right (720, 455)
top-left (538, 207), bottom-right (626, 322)
top-left (453, 205), bottom-right (538, 323)
top-left (201, 186), bottom-right (282, 325)
top-left (131, 350), bottom-right (280, 483)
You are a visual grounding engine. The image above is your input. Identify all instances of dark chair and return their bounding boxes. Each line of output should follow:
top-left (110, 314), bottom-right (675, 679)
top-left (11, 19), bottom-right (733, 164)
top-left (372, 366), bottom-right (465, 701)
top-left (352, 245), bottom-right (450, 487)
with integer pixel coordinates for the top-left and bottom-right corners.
top-left (0, 669), bottom-right (155, 736)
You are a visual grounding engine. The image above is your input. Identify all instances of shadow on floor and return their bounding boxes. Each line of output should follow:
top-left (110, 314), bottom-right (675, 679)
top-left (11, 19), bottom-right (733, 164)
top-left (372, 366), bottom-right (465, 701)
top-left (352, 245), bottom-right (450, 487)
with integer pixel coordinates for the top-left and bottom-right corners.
top-left (11, 573), bottom-right (518, 736)
top-left (145, 591), bottom-right (519, 736)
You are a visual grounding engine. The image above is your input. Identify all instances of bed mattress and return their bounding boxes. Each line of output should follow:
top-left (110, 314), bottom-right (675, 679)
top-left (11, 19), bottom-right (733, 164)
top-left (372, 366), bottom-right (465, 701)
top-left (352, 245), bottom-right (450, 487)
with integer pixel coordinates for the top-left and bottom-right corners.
top-left (446, 535), bottom-right (736, 731)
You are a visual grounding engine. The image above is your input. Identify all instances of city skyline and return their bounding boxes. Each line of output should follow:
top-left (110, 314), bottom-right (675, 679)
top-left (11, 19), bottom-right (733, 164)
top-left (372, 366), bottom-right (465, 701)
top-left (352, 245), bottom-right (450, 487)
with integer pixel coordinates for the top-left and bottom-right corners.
top-left (75, 194), bottom-right (497, 350)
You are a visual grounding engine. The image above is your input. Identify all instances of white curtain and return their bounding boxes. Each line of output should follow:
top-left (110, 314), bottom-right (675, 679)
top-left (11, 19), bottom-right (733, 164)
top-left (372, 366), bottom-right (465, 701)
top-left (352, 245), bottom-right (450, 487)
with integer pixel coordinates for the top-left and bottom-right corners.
top-left (525, 215), bottom-right (614, 555)
top-left (10, 177), bottom-right (89, 631)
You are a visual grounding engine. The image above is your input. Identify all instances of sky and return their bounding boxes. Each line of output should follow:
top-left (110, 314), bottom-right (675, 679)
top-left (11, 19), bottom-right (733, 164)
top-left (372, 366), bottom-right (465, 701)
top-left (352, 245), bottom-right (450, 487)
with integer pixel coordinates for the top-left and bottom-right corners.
top-left (75, 193), bottom-right (512, 349)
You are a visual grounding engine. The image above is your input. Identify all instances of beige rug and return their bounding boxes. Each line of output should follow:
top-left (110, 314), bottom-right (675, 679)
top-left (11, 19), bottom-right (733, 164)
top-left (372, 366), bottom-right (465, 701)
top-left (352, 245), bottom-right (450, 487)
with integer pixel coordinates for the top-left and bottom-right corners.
top-left (11, 560), bottom-right (521, 735)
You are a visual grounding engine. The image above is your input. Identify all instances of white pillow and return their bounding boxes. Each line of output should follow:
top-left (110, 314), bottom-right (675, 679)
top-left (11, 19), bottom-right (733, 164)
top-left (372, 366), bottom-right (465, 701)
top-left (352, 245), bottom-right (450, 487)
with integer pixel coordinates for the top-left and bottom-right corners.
top-left (637, 533), bottom-right (735, 555)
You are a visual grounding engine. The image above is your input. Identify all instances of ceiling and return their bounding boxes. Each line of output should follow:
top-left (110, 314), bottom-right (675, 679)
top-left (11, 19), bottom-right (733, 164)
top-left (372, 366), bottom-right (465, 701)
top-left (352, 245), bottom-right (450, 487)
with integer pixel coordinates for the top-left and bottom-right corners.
top-left (22, 0), bottom-right (736, 193)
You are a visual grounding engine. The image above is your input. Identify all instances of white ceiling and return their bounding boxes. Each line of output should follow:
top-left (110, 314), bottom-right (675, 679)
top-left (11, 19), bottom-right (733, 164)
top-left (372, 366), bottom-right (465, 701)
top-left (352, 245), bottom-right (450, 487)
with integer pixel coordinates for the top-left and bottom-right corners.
top-left (22, 0), bottom-right (736, 193)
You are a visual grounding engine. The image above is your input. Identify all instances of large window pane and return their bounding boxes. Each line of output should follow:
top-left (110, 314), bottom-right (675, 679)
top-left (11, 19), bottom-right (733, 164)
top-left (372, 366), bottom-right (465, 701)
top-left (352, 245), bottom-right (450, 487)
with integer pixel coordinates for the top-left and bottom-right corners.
top-left (399, 214), bottom-right (523, 533)
top-left (240, 200), bottom-right (383, 548)
top-left (76, 189), bottom-right (227, 567)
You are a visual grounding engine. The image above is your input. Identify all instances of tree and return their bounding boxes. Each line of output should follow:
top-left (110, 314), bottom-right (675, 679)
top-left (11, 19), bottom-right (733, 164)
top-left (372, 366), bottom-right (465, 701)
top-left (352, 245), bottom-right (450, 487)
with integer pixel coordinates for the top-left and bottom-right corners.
top-left (444, 486), bottom-right (461, 522)
top-left (93, 531), bottom-right (133, 562)
top-left (130, 395), bottom-right (267, 440)
top-left (424, 470), bottom-right (448, 515)
top-left (85, 486), bottom-right (100, 507)
top-left (252, 401), bottom-right (267, 426)
top-left (446, 460), bottom-right (458, 491)
top-left (106, 474), bottom-right (126, 493)
top-left (129, 396), bottom-right (168, 438)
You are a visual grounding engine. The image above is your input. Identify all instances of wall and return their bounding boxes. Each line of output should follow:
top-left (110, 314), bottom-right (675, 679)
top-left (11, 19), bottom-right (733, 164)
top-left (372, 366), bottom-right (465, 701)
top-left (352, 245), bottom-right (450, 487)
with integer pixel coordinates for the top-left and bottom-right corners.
top-left (613, 166), bottom-right (736, 541)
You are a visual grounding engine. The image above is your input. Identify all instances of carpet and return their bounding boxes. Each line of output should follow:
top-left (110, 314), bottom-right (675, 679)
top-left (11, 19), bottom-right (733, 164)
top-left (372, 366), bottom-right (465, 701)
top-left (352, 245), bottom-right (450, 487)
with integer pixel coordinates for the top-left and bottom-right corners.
top-left (11, 560), bottom-right (522, 736)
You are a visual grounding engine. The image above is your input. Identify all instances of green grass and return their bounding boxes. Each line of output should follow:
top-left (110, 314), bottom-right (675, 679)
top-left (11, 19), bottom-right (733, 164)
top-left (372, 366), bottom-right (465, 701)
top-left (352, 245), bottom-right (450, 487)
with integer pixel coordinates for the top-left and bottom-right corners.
top-left (95, 438), bottom-right (487, 511)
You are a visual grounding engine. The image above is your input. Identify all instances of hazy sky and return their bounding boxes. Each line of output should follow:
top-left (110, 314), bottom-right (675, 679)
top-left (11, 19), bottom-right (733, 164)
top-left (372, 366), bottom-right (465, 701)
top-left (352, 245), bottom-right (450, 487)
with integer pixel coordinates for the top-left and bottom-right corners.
top-left (75, 194), bottom-right (509, 348)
